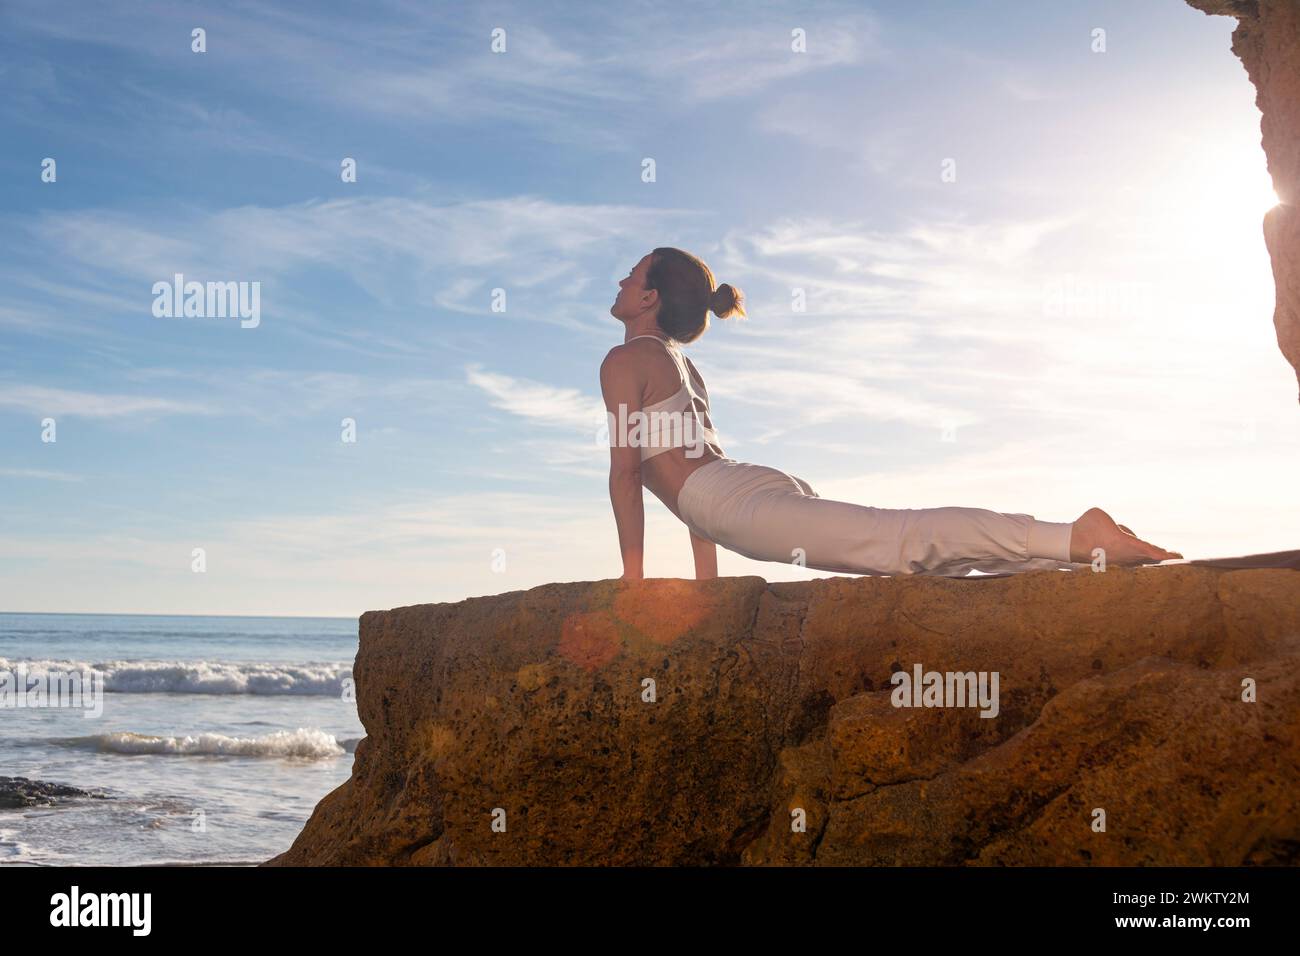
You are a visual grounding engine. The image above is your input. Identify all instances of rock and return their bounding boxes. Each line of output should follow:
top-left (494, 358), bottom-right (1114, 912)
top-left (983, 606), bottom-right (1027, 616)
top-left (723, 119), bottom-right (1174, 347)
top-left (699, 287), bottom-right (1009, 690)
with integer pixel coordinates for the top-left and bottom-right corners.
top-left (0, 776), bottom-right (109, 809)
top-left (264, 564), bottom-right (1300, 866)
top-left (1186, 0), bottom-right (1300, 401)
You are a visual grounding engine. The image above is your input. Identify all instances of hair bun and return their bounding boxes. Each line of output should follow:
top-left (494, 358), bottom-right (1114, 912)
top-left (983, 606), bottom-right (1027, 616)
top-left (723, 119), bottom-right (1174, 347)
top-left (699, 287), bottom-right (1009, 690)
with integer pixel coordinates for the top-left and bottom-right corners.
top-left (709, 283), bottom-right (746, 319)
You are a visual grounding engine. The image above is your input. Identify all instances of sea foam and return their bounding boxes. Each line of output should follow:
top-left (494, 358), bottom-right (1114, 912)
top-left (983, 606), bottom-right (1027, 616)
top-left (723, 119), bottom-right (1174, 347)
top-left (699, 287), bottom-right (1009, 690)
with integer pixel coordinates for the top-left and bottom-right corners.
top-left (66, 728), bottom-right (348, 758)
top-left (0, 658), bottom-right (350, 696)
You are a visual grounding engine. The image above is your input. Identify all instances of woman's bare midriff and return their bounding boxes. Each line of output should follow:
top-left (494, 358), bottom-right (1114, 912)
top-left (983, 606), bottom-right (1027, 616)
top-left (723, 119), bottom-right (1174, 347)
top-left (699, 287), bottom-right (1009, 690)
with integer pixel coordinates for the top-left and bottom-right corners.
top-left (642, 443), bottom-right (726, 520)
top-left (628, 337), bottom-right (727, 520)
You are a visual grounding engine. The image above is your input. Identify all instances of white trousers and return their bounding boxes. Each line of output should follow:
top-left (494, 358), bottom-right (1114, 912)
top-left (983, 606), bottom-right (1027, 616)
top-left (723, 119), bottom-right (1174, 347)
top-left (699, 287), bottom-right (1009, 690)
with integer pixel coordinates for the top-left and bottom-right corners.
top-left (676, 458), bottom-right (1079, 577)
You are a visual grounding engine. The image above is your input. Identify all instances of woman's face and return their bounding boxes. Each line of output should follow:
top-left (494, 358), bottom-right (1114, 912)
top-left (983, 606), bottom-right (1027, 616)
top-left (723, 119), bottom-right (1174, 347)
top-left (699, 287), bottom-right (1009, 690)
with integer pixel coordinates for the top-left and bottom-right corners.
top-left (610, 254), bottom-right (654, 321)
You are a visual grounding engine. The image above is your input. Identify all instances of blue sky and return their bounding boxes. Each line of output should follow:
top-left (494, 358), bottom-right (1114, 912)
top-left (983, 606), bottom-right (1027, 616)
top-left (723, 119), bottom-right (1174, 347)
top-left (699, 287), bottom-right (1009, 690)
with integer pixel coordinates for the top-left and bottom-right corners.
top-left (1, 0), bottom-right (1295, 616)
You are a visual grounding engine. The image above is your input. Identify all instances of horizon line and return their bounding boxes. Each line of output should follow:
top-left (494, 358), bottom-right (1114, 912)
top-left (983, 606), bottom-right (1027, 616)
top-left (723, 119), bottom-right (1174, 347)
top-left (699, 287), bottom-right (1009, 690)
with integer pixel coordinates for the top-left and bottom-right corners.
top-left (0, 610), bottom-right (356, 621)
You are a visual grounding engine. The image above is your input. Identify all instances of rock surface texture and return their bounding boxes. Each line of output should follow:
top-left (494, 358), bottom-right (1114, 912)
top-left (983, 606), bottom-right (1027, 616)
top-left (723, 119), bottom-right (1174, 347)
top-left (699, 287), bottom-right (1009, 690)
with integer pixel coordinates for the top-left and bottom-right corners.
top-left (266, 565), bottom-right (1300, 866)
top-left (1188, 0), bottom-right (1300, 400)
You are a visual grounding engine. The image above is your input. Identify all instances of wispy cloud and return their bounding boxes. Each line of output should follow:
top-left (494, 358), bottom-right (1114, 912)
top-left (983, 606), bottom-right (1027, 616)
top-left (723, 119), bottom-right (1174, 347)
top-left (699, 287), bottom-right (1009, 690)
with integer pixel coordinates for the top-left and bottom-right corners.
top-left (0, 384), bottom-right (214, 419)
top-left (0, 467), bottom-right (84, 482)
top-left (16, 195), bottom-right (695, 337)
top-left (639, 14), bottom-right (885, 102)
top-left (714, 211), bottom-right (1088, 351)
top-left (1, 0), bottom-right (884, 152)
top-left (466, 364), bottom-right (605, 431)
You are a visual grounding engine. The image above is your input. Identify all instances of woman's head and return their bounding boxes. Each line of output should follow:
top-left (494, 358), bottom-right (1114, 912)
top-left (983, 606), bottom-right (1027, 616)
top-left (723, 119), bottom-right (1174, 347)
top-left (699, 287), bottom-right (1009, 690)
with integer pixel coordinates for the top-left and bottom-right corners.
top-left (610, 247), bottom-right (745, 343)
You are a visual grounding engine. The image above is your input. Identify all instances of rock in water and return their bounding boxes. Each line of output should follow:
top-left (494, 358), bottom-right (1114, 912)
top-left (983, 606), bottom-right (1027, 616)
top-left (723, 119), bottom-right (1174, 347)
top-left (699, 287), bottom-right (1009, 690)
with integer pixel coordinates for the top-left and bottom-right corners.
top-left (0, 776), bottom-right (108, 809)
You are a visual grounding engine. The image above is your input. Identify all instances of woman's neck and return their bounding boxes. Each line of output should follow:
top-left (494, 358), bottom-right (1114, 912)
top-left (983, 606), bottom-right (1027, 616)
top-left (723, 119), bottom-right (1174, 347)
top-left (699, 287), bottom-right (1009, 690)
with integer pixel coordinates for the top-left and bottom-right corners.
top-left (626, 325), bottom-right (668, 343)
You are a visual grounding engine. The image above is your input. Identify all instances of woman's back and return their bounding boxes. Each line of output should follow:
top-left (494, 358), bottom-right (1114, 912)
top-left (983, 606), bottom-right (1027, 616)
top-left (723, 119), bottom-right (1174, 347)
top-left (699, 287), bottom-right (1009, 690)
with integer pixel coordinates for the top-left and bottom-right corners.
top-left (624, 334), bottom-right (726, 518)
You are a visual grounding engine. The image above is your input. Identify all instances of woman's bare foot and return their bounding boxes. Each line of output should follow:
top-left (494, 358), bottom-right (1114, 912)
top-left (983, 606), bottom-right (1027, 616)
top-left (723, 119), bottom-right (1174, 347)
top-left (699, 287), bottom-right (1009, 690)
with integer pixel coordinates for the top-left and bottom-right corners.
top-left (1068, 507), bottom-right (1183, 565)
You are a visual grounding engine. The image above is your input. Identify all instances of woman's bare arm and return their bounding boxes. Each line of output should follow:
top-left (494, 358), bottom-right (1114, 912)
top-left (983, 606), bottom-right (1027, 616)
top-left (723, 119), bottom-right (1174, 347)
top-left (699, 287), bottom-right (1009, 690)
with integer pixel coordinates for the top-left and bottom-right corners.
top-left (690, 529), bottom-right (717, 579)
top-left (600, 346), bottom-right (645, 580)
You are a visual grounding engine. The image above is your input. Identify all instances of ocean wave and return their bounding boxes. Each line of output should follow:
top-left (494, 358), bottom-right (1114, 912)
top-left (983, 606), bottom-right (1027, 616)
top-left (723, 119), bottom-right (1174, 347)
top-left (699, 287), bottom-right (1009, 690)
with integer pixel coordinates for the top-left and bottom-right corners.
top-left (0, 658), bottom-right (351, 696)
top-left (0, 829), bottom-right (40, 863)
top-left (61, 728), bottom-right (348, 758)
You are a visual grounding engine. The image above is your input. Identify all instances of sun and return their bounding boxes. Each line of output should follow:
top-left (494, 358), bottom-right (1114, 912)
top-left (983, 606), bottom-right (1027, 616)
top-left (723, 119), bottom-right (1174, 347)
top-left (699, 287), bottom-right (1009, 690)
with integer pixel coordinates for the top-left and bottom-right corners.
top-left (1143, 139), bottom-right (1280, 268)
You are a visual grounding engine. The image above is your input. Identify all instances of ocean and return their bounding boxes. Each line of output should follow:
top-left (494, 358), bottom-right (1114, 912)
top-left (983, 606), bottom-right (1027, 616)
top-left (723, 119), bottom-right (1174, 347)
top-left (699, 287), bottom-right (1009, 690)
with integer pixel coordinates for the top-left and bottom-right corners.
top-left (0, 612), bottom-right (362, 866)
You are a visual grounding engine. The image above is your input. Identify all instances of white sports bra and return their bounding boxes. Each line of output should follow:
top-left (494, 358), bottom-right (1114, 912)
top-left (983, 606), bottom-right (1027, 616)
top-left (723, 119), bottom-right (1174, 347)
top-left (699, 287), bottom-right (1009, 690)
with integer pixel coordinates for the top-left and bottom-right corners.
top-left (625, 334), bottom-right (723, 461)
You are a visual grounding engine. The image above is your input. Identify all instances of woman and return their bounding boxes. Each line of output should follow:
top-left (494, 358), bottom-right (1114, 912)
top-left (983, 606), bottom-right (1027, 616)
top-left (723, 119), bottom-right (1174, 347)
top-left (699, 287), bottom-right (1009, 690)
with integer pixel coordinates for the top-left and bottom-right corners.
top-left (600, 247), bottom-right (1182, 581)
